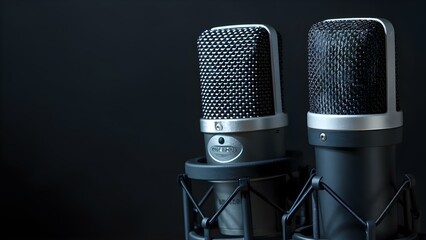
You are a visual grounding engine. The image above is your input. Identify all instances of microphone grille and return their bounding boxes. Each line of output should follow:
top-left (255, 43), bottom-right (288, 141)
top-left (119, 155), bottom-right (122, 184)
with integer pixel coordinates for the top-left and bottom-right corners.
top-left (308, 19), bottom-right (400, 115)
top-left (197, 26), bottom-right (276, 120)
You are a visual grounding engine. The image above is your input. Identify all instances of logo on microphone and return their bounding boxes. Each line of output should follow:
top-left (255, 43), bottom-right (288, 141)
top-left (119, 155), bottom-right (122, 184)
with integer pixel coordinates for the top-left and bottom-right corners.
top-left (207, 135), bottom-right (243, 163)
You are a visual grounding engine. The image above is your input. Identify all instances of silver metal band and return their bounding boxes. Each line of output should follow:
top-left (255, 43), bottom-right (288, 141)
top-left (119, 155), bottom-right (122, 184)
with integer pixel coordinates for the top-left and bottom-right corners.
top-left (307, 112), bottom-right (403, 131)
top-left (200, 113), bottom-right (288, 133)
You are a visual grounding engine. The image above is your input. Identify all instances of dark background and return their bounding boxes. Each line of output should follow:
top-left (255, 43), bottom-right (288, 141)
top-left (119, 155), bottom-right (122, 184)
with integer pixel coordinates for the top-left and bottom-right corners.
top-left (1, 0), bottom-right (425, 239)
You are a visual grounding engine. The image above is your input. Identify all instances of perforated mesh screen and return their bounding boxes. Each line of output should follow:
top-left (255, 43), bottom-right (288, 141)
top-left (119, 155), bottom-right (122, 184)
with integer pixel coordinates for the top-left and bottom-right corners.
top-left (197, 26), bottom-right (276, 120)
top-left (308, 19), bottom-right (400, 115)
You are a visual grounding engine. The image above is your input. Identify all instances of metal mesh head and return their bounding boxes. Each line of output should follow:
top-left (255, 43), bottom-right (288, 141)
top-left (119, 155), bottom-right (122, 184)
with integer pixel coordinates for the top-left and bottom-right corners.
top-left (308, 19), bottom-right (399, 115)
top-left (197, 26), bottom-right (277, 120)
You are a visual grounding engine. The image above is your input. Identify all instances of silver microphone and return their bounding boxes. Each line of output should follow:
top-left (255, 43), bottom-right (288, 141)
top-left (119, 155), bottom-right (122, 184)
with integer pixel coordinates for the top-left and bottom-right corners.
top-left (197, 24), bottom-right (288, 236)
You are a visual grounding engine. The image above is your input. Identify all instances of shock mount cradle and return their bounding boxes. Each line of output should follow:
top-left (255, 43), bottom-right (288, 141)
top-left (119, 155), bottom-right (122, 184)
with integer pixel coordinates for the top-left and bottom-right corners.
top-left (178, 151), bottom-right (303, 240)
top-left (178, 156), bottom-right (422, 240)
top-left (283, 170), bottom-right (421, 240)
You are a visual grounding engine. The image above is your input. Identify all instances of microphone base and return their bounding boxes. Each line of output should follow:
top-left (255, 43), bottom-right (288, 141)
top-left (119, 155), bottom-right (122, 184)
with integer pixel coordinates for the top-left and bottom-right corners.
top-left (292, 225), bottom-right (419, 240)
top-left (188, 229), bottom-right (282, 240)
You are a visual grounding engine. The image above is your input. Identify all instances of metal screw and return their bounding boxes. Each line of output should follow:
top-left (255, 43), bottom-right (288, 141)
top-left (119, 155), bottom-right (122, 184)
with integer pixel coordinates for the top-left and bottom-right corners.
top-left (320, 133), bottom-right (327, 142)
top-left (215, 122), bottom-right (223, 131)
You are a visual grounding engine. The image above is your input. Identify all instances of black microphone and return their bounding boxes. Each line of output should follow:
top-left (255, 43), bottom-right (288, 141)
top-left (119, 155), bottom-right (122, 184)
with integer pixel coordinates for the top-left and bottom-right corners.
top-left (197, 24), bottom-right (288, 236)
top-left (307, 18), bottom-right (402, 240)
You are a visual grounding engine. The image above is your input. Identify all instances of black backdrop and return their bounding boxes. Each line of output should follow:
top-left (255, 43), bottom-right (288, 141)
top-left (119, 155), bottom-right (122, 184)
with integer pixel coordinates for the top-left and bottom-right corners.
top-left (1, 0), bottom-right (425, 239)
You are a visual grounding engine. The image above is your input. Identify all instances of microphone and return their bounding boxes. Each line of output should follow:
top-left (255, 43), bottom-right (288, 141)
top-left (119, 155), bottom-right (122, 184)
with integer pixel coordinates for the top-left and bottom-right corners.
top-left (307, 18), bottom-right (402, 239)
top-left (197, 24), bottom-right (288, 236)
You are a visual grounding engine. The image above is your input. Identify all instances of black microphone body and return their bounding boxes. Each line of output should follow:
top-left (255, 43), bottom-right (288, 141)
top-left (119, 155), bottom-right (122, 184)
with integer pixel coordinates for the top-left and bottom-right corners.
top-left (197, 24), bottom-right (288, 236)
top-left (307, 18), bottom-right (402, 240)
top-left (309, 129), bottom-right (401, 239)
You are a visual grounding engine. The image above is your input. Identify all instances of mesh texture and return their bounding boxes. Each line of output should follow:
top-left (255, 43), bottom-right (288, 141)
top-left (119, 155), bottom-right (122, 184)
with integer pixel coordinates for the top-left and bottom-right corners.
top-left (197, 26), bottom-right (276, 120)
top-left (308, 19), bottom-right (400, 114)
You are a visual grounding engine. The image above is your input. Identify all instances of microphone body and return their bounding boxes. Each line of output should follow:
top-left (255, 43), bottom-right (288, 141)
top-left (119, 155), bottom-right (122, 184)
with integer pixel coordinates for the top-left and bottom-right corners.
top-left (197, 24), bottom-right (288, 236)
top-left (309, 128), bottom-right (401, 240)
top-left (307, 18), bottom-right (402, 240)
